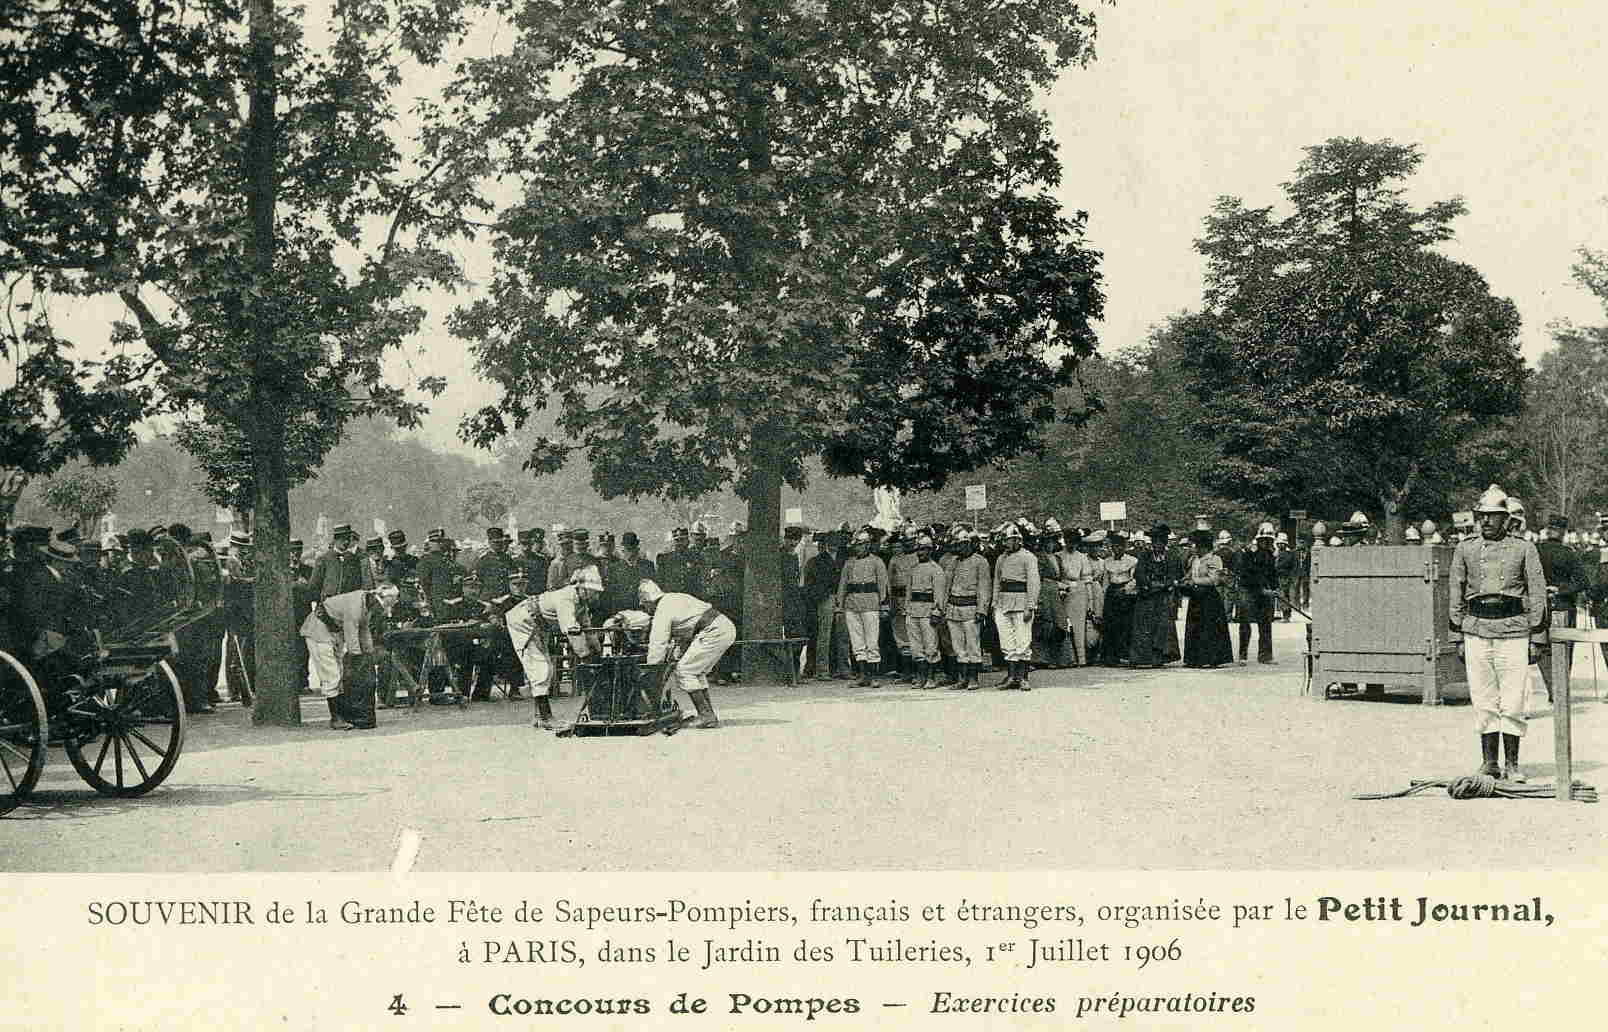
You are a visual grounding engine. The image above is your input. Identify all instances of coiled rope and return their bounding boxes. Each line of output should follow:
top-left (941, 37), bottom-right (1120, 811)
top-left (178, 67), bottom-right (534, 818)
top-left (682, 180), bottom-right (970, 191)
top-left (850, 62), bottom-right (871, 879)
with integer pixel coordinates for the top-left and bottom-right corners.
top-left (1355, 776), bottom-right (1597, 802)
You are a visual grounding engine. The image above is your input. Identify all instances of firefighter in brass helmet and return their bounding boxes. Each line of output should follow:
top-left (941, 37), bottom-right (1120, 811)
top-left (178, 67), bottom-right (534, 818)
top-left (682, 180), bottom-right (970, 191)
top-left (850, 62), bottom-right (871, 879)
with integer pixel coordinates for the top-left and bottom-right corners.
top-left (1448, 484), bottom-right (1547, 782)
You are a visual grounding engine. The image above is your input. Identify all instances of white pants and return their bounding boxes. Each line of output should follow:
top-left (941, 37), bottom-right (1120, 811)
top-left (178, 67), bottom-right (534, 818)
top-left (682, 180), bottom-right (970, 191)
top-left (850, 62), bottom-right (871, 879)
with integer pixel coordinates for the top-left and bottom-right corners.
top-left (1465, 635), bottom-right (1528, 736)
top-left (905, 612), bottom-right (940, 662)
top-left (306, 638), bottom-right (343, 699)
top-left (675, 614), bottom-right (737, 695)
top-left (994, 609), bottom-right (1032, 662)
top-left (947, 614), bottom-right (983, 664)
top-left (844, 610), bottom-right (881, 664)
top-left (507, 603), bottom-right (555, 698)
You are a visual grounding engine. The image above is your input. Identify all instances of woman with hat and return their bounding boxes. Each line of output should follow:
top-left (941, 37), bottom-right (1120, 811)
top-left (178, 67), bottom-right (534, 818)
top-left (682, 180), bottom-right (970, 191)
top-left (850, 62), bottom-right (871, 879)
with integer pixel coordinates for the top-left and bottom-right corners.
top-left (1181, 531), bottom-right (1235, 668)
top-left (1128, 523), bottom-right (1181, 668)
top-left (1099, 532), bottom-right (1138, 665)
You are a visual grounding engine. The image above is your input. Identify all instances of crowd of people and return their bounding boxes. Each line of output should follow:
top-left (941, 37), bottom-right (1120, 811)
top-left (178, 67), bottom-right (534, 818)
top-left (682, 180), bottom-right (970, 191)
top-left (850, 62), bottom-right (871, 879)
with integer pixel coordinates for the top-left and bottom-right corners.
top-left (8, 489), bottom-right (1608, 748)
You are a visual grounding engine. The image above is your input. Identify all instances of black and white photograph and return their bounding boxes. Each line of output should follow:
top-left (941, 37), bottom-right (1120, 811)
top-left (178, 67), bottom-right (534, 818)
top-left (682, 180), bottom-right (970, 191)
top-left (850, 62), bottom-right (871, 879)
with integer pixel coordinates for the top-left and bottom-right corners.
top-left (1, 0), bottom-right (1604, 1026)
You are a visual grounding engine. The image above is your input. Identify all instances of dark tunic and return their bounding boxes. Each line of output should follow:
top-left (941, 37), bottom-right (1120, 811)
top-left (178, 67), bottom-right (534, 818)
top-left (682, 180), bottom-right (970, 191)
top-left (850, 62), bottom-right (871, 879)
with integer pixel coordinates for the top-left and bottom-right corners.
top-left (1129, 549), bottom-right (1181, 666)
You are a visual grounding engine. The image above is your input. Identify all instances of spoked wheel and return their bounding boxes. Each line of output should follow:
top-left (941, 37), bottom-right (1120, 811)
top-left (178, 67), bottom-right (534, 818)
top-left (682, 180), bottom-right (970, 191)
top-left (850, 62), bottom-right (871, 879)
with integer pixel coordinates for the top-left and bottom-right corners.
top-left (64, 659), bottom-right (186, 797)
top-left (0, 651), bottom-right (48, 816)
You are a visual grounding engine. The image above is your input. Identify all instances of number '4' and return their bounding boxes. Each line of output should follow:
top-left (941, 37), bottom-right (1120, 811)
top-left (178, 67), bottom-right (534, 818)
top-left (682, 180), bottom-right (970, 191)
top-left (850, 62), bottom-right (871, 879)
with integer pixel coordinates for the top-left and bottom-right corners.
top-left (389, 994), bottom-right (407, 1015)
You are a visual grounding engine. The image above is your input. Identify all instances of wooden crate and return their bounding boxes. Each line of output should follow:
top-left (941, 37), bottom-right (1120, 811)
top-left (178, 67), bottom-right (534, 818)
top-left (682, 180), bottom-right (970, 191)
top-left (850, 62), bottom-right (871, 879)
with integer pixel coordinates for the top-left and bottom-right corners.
top-left (1309, 545), bottom-right (1467, 704)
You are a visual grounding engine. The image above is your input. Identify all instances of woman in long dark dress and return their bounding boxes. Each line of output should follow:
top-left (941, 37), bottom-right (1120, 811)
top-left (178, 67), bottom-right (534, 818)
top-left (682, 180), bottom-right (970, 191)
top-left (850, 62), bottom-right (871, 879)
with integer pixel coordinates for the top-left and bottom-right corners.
top-left (1182, 532), bottom-right (1235, 668)
top-left (1129, 524), bottom-right (1181, 667)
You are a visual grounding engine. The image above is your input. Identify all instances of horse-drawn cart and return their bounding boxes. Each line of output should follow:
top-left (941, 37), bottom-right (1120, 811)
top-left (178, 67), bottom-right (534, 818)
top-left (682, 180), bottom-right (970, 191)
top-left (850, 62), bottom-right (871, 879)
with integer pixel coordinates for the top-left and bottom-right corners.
top-left (1, 536), bottom-right (219, 816)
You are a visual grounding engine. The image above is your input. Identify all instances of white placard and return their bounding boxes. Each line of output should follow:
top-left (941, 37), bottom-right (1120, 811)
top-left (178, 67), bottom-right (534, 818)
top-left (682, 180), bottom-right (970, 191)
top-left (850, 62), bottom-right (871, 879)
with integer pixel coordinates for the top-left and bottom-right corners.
top-left (785, 506), bottom-right (803, 524)
top-left (373, 518), bottom-right (386, 537)
top-left (964, 484), bottom-right (987, 510)
top-left (1099, 501), bottom-right (1127, 522)
top-left (215, 507), bottom-right (233, 523)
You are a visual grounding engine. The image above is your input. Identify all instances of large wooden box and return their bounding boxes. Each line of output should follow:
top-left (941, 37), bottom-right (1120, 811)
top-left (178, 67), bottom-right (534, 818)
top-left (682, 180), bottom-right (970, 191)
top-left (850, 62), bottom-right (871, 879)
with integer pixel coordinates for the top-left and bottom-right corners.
top-left (1308, 545), bottom-right (1467, 704)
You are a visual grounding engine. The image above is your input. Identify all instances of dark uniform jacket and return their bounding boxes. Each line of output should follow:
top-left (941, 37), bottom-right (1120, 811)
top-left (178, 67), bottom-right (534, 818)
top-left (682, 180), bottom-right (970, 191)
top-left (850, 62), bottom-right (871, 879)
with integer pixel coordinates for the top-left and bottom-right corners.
top-left (517, 550), bottom-right (551, 593)
top-left (1536, 539), bottom-right (1588, 610)
top-left (803, 550), bottom-right (842, 607)
top-left (306, 548), bottom-right (373, 601)
top-left (417, 552), bottom-right (463, 619)
top-left (654, 547), bottom-right (702, 595)
top-left (475, 550), bottom-right (517, 598)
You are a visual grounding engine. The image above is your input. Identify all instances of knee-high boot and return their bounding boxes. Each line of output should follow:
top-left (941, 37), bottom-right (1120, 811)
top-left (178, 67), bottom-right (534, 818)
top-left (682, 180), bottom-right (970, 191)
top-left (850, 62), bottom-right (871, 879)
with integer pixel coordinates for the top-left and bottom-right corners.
top-left (688, 688), bottom-right (719, 729)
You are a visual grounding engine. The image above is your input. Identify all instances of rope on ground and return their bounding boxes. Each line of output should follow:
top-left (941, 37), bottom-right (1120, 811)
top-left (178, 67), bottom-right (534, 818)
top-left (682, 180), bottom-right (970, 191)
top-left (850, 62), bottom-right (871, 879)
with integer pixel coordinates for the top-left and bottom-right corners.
top-left (1354, 776), bottom-right (1597, 802)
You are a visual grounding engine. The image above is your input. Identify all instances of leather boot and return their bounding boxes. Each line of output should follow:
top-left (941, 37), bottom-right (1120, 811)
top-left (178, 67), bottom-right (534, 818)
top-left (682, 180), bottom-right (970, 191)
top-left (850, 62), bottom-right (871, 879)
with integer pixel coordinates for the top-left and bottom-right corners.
top-left (863, 660), bottom-right (878, 688)
top-left (1019, 661), bottom-right (1032, 692)
top-left (1480, 732), bottom-right (1501, 777)
top-left (932, 656), bottom-right (956, 687)
top-left (998, 661), bottom-right (1020, 691)
top-left (327, 699), bottom-right (353, 731)
top-left (1502, 733), bottom-right (1525, 782)
top-left (534, 695), bottom-right (555, 730)
top-left (963, 663), bottom-right (979, 690)
top-left (910, 660), bottom-right (925, 689)
top-left (688, 688), bottom-right (720, 729)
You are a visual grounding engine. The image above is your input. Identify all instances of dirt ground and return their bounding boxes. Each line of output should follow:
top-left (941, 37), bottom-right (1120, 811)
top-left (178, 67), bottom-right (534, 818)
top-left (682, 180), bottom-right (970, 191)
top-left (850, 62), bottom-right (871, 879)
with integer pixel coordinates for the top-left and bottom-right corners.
top-left (4, 620), bottom-right (1604, 871)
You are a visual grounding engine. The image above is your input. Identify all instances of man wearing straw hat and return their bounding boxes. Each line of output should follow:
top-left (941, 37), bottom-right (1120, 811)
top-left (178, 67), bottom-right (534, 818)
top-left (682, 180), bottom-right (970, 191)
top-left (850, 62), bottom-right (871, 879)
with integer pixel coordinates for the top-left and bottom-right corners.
top-left (1449, 484), bottom-right (1547, 782)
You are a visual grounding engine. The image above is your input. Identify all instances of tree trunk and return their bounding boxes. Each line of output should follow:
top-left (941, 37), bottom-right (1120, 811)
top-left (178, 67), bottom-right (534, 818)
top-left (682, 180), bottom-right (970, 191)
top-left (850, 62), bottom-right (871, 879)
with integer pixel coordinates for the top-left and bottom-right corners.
top-left (245, 0), bottom-right (299, 726)
top-left (741, 423), bottom-right (790, 682)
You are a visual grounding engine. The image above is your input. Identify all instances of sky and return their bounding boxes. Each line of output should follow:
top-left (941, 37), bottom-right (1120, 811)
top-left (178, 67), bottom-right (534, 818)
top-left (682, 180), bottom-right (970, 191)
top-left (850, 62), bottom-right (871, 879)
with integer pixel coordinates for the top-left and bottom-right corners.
top-left (46, 0), bottom-right (1608, 457)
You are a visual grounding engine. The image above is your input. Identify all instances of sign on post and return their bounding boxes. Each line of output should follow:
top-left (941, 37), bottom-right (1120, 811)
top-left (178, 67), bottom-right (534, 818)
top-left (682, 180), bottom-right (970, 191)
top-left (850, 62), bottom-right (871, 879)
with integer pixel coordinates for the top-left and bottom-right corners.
top-left (1289, 509), bottom-right (1308, 520)
top-left (1099, 501), bottom-right (1127, 523)
top-left (784, 506), bottom-right (803, 525)
top-left (964, 485), bottom-right (987, 511)
top-left (374, 518), bottom-right (387, 538)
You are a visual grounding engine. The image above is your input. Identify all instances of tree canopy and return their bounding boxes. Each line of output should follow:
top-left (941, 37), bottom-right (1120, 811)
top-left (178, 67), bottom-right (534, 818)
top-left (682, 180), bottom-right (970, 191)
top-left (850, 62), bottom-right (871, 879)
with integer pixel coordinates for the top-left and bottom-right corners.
top-left (439, 0), bottom-right (1109, 657)
top-left (1177, 137), bottom-right (1526, 541)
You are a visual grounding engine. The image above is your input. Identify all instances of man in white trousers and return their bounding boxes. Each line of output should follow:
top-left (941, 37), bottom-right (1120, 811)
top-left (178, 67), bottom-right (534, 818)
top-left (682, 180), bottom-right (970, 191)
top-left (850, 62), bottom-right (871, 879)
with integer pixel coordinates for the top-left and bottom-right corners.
top-left (505, 564), bottom-right (603, 729)
top-left (990, 523), bottom-right (1040, 691)
top-left (1449, 484), bottom-right (1548, 782)
top-left (299, 584), bottom-right (393, 730)
top-left (637, 579), bottom-right (736, 729)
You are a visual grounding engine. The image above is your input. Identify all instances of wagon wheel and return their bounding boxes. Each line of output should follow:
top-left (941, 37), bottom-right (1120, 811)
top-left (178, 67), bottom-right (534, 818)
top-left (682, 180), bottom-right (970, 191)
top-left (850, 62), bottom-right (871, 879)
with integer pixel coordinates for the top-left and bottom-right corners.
top-left (0, 651), bottom-right (48, 816)
top-left (64, 659), bottom-right (186, 797)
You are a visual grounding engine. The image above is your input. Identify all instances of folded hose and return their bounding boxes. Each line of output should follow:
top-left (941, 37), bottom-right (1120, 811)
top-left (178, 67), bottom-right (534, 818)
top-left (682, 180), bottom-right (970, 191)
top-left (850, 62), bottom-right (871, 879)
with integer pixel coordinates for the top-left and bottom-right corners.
top-left (1355, 776), bottom-right (1597, 802)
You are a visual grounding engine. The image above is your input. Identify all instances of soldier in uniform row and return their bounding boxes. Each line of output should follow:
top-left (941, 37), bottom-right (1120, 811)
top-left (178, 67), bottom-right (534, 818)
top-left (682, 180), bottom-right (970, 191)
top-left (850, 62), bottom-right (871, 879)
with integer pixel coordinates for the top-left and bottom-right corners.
top-left (835, 530), bottom-right (889, 687)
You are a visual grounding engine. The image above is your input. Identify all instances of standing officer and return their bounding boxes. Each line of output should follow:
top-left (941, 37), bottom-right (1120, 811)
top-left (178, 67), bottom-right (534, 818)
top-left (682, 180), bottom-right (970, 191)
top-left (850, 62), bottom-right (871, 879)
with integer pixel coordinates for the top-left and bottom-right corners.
top-left (802, 530), bottom-right (847, 680)
top-left (545, 527), bottom-right (575, 590)
top-left (990, 523), bottom-right (1040, 691)
top-left (363, 535), bottom-right (387, 586)
top-left (835, 530), bottom-right (889, 687)
top-left (904, 534), bottom-right (948, 689)
top-left (476, 526), bottom-right (517, 599)
top-left (516, 528), bottom-right (550, 594)
top-left (943, 529), bottom-right (992, 690)
top-left (655, 527), bottom-right (696, 594)
top-left (416, 528), bottom-right (460, 623)
top-left (886, 531), bottom-right (919, 682)
top-left (1236, 522), bottom-right (1278, 665)
top-left (1450, 485), bottom-right (1547, 782)
top-left (548, 528), bottom-right (594, 590)
top-left (1535, 514), bottom-right (1588, 703)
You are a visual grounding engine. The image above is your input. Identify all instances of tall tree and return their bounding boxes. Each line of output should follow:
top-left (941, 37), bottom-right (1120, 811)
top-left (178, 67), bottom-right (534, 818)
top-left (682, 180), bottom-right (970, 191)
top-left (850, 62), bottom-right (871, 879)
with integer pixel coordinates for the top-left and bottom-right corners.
top-left (39, 468), bottom-right (119, 539)
top-left (443, 0), bottom-right (1107, 669)
top-left (1177, 138), bottom-right (1526, 542)
top-left (1513, 327), bottom-right (1608, 523)
top-left (1, 1), bottom-right (472, 722)
top-left (0, 279), bottom-right (152, 522)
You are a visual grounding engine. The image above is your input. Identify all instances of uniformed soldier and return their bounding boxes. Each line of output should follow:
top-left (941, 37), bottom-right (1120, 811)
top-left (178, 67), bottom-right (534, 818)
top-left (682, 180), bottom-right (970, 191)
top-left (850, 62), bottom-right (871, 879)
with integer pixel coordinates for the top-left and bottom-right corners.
top-left (637, 578), bottom-right (737, 729)
top-left (384, 529), bottom-right (419, 597)
top-left (476, 526), bottom-right (517, 599)
top-left (221, 529), bottom-right (256, 703)
top-left (516, 528), bottom-right (550, 594)
top-left (1535, 514), bottom-right (1588, 703)
top-left (781, 525), bottom-right (809, 644)
top-left (506, 565), bottom-right (605, 729)
top-left (991, 523), bottom-right (1040, 691)
top-left (835, 530), bottom-right (889, 687)
top-left (943, 529), bottom-right (993, 690)
top-left (548, 528), bottom-right (594, 591)
top-left (545, 527), bottom-right (575, 591)
top-left (1449, 485), bottom-right (1547, 782)
top-left (904, 535), bottom-right (948, 689)
top-left (887, 532), bottom-right (919, 683)
top-left (655, 527), bottom-right (696, 594)
top-left (417, 528), bottom-right (461, 621)
top-left (363, 535), bottom-right (387, 586)
top-left (608, 532), bottom-right (658, 624)
top-left (1236, 522), bottom-right (1279, 665)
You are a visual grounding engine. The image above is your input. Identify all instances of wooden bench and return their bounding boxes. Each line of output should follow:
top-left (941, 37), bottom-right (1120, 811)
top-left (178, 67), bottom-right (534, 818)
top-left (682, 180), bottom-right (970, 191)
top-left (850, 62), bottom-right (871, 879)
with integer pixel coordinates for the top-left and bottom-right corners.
top-left (734, 638), bottom-right (810, 686)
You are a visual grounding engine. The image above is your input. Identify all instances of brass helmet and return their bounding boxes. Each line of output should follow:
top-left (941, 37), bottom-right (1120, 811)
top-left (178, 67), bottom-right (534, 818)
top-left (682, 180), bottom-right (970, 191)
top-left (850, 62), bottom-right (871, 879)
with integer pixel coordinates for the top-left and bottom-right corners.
top-left (1473, 484), bottom-right (1509, 514)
